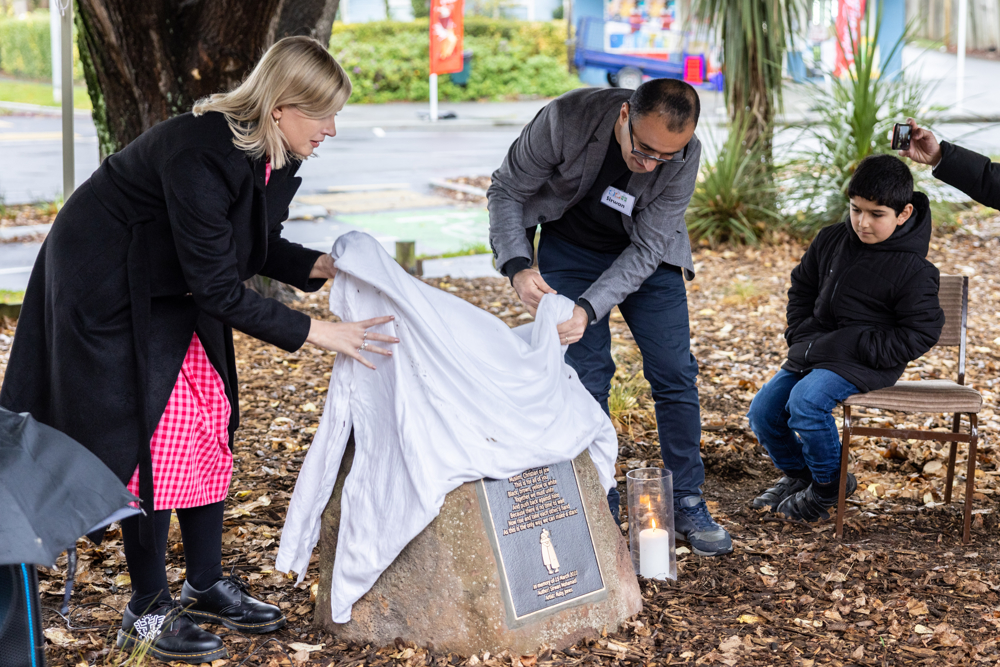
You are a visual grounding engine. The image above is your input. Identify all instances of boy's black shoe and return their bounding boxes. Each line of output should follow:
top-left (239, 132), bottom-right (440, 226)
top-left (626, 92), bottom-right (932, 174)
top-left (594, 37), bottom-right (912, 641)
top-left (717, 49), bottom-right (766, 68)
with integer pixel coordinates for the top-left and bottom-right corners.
top-left (776, 474), bottom-right (858, 523)
top-left (751, 476), bottom-right (810, 511)
top-left (180, 574), bottom-right (286, 633)
top-left (117, 599), bottom-right (228, 664)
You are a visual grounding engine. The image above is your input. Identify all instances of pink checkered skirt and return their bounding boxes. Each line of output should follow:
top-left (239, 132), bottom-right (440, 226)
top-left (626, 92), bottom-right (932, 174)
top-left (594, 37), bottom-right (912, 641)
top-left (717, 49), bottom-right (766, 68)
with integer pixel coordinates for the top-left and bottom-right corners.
top-left (127, 333), bottom-right (233, 510)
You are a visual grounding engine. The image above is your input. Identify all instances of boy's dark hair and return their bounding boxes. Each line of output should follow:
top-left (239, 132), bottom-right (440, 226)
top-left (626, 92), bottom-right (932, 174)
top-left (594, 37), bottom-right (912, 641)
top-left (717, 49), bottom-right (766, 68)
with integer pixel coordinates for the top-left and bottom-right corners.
top-left (629, 79), bottom-right (700, 133)
top-left (847, 154), bottom-right (914, 215)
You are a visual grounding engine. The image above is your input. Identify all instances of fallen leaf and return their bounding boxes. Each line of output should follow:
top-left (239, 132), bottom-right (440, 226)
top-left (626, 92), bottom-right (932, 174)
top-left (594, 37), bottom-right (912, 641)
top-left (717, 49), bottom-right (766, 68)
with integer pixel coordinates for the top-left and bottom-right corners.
top-left (738, 614), bottom-right (761, 624)
top-left (907, 599), bottom-right (930, 616)
top-left (914, 624), bottom-right (934, 634)
top-left (718, 635), bottom-right (742, 653)
top-left (287, 643), bottom-right (325, 653)
top-left (851, 646), bottom-right (864, 660)
top-left (43, 627), bottom-right (77, 646)
top-left (932, 622), bottom-right (964, 647)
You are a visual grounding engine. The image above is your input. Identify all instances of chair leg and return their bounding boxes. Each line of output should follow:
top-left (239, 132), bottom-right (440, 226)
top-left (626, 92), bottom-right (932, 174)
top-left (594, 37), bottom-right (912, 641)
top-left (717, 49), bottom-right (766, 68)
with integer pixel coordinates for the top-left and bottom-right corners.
top-left (963, 413), bottom-right (979, 544)
top-left (945, 413), bottom-right (961, 503)
top-left (837, 406), bottom-right (852, 540)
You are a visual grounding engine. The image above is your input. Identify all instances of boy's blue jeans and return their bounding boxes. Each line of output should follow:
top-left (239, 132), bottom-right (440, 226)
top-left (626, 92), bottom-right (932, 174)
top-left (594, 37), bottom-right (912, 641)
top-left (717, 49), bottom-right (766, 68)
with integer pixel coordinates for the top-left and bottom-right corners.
top-left (747, 368), bottom-right (859, 485)
top-left (537, 232), bottom-right (704, 503)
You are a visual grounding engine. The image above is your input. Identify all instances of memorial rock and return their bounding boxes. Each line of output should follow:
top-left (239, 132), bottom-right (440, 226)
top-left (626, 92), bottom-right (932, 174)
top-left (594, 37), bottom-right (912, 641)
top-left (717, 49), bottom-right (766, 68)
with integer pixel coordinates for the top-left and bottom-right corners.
top-left (315, 439), bottom-right (643, 655)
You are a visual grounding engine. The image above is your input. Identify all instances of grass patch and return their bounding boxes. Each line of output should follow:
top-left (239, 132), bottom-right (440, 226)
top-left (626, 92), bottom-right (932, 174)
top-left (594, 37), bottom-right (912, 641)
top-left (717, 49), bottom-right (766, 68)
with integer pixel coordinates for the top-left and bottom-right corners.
top-left (0, 290), bottom-right (25, 304)
top-left (0, 77), bottom-right (91, 109)
top-left (418, 243), bottom-right (491, 260)
top-left (721, 280), bottom-right (763, 306)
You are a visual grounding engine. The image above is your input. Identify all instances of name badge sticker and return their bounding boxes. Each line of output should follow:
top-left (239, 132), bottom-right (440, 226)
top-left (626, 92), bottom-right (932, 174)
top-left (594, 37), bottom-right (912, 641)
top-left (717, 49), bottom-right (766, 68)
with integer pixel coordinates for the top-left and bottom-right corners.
top-left (600, 186), bottom-right (635, 217)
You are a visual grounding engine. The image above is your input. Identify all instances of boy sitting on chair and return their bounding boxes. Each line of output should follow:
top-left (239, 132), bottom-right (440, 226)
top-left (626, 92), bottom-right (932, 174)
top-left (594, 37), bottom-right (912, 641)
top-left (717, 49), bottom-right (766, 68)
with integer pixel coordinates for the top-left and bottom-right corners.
top-left (747, 154), bottom-right (945, 521)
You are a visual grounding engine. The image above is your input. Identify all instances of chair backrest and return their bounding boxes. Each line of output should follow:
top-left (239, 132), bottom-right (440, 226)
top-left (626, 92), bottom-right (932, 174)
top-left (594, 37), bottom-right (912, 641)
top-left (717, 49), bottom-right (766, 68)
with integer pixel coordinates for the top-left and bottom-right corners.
top-left (935, 275), bottom-right (969, 384)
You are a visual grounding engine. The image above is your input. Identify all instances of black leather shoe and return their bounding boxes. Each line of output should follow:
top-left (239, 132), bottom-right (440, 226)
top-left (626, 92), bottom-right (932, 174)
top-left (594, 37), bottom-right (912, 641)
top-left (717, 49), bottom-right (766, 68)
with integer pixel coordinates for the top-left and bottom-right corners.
top-left (752, 476), bottom-right (810, 511)
top-left (776, 474), bottom-right (858, 522)
top-left (180, 574), bottom-right (286, 634)
top-left (117, 599), bottom-right (228, 664)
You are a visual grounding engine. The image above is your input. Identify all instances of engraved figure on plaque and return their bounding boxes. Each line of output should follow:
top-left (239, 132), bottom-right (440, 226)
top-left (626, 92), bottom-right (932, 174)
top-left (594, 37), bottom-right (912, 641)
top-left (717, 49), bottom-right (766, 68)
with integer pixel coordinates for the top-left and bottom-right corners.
top-left (540, 529), bottom-right (559, 574)
top-left (477, 459), bottom-right (606, 624)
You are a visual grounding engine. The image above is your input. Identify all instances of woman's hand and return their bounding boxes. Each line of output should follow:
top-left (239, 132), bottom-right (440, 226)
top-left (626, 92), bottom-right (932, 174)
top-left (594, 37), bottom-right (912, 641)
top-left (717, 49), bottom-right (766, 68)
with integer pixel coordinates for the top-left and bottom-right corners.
top-left (310, 253), bottom-right (337, 281)
top-left (899, 118), bottom-right (943, 167)
top-left (306, 315), bottom-right (398, 369)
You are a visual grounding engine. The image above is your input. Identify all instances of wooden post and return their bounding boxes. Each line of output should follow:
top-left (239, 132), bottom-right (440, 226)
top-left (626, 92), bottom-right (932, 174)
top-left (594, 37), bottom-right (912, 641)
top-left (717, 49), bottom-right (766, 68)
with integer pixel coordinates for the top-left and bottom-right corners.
top-left (396, 241), bottom-right (418, 275)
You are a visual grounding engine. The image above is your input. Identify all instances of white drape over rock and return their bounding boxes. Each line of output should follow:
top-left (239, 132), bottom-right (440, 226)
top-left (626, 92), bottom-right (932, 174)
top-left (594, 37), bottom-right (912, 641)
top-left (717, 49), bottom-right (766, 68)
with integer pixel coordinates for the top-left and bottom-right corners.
top-left (276, 232), bottom-right (617, 623)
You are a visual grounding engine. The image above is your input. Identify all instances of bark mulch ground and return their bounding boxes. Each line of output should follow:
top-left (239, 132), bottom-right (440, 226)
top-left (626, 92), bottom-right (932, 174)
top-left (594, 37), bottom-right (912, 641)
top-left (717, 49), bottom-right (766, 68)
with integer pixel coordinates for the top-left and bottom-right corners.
top-left (2, 212), bottom-right (999, 666)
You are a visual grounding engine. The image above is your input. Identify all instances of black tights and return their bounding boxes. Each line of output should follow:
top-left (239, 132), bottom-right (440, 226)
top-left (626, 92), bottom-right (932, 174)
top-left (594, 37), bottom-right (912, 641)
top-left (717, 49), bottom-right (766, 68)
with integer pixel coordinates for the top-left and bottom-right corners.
top-left (120, 501), bottom-right (225, 615)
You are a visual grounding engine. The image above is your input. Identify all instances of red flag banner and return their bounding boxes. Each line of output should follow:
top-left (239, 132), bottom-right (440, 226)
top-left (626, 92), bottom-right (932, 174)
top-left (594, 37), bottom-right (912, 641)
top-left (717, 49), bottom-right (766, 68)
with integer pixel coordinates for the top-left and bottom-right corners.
top-left (834, 0), bottom-right (865, 77)
top-left (430, 0), bottom-right (464, 75)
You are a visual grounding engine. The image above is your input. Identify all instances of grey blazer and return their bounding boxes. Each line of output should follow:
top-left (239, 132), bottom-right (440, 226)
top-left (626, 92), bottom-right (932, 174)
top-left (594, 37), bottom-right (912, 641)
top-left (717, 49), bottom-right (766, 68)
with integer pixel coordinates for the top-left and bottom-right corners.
top-left (487, 87), bottom-right (701, 321)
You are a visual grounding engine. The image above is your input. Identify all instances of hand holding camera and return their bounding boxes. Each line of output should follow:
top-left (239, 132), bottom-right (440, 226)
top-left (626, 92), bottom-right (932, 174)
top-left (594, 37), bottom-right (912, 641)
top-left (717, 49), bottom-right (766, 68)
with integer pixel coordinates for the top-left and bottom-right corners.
top-left (894, 118), bottom-right (943, 168)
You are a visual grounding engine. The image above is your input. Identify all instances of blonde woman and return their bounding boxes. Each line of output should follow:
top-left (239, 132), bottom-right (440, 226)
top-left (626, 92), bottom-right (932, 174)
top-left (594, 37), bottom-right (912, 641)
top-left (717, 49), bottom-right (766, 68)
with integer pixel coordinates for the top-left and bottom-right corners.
top-left (0, 36), bottom-right (396, 663)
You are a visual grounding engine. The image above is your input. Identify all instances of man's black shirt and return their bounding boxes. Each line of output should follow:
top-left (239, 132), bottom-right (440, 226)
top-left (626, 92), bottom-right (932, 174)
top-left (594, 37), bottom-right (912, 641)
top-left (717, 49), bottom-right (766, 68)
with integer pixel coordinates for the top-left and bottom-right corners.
top-left (543, 130), bottom-right (633, 254)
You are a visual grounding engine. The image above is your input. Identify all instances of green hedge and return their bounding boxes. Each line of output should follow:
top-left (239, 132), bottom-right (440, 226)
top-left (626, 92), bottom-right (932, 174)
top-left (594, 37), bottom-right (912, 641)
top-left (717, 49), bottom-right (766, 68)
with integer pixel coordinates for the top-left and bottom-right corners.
top-left (0, 11), bottom-right (84, 81)
top-left (330, 19), bottom-right (580, 103)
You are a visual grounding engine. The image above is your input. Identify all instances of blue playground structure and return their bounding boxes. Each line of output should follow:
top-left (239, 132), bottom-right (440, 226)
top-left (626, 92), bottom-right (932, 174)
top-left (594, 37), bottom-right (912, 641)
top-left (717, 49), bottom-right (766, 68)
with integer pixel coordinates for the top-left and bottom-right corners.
top-left (574, 17), bottom-right (724, 91)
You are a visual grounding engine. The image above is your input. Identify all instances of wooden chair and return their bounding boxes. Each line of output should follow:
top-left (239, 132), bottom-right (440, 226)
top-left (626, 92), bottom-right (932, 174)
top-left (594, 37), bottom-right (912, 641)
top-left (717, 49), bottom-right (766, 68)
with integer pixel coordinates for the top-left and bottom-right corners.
top-left (836, 275), bottom-right (983, 543)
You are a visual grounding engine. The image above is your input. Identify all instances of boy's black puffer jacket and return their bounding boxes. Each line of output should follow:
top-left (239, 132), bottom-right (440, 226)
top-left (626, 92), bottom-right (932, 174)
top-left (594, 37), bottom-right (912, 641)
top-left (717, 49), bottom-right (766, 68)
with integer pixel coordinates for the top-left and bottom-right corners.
top-left (782, 192), bottom-right (945, 393)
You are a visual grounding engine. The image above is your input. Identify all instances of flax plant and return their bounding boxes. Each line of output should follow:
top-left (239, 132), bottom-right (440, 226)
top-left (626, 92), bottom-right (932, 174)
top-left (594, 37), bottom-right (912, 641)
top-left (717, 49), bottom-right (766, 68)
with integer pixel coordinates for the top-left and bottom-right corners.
top-left (786, 5), bottom-right (933, 234)
top-left (686, 112), bottom-right (784, 246)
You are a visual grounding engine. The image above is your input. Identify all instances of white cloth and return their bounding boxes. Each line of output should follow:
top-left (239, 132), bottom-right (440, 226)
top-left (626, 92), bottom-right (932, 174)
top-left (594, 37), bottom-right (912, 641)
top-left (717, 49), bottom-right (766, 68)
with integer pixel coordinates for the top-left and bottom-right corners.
top-left (275, 231), bottom-right (617, 624)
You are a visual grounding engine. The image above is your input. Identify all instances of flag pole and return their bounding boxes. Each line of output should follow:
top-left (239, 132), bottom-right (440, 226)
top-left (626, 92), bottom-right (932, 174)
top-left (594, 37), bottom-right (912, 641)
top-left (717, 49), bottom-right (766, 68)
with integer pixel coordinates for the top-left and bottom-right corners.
top-left (59, 0), bottom-right (75, 199)
top-left (430, 73), bottom-right (438, 123)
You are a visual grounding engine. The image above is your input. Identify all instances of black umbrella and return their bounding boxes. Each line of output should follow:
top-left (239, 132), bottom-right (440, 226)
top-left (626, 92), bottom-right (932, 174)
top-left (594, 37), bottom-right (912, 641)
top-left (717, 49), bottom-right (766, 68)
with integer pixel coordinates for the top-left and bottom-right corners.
top-left (0, 407), bottom-right (140, 568)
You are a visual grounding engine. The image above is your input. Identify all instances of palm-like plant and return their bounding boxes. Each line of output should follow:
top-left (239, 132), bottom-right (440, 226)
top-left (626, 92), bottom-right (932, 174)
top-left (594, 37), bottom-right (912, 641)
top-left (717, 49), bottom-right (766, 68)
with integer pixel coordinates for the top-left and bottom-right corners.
top-left (686, 112), bottom-right (785, 246)
top-left (693, 0), bottom-right (799, 147)
top-left (785, 5), bottom-right (933, 234)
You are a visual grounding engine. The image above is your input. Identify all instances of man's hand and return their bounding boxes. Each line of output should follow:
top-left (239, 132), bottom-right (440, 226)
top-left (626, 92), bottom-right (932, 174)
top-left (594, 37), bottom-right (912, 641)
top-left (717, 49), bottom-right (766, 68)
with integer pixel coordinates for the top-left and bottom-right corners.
top-left (556, 305), bottom-right (588, 346)
top-left (899, 118), bottom-right (943, 167)
top-left (512, 269), bottom-right (556, 316)
top-left (309, 253), bottom-right (337, 281)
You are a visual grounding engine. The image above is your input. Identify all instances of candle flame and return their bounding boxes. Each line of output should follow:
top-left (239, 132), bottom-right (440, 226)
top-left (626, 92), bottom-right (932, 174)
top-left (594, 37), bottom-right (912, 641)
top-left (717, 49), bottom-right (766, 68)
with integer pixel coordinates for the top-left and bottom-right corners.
top-left (651, 518), bottom-right (657, 530)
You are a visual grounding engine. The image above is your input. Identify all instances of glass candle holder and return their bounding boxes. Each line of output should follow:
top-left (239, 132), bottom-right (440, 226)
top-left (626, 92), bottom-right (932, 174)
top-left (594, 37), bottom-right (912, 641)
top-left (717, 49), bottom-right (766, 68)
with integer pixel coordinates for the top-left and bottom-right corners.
top-left (626, 467), bottom-right (676, 581)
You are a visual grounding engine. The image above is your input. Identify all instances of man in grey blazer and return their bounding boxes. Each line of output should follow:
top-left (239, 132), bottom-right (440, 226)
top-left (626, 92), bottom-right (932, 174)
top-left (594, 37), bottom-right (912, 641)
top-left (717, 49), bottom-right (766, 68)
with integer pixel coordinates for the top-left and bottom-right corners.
top-left (488, 79), bottom-right (732, 557)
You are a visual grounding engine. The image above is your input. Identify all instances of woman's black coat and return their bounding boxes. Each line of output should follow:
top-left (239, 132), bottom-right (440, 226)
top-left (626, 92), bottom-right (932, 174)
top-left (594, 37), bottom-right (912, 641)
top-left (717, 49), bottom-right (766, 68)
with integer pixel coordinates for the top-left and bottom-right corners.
top-left (782, 192), bottom-right (945, 393)
top-left (0, 111), bottom-right (325, 519)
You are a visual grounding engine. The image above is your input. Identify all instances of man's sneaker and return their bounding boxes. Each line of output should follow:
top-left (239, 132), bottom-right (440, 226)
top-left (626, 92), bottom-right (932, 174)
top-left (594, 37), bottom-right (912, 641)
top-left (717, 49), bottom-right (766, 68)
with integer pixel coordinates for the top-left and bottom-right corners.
top-left (752, 476), bottom-right (811, 511)
top-left (776, 474), bottom-right (858, 523)
top-left (117, 599), bottom-right (228, 664)
top-left (674, 496), bottom-right (733, 556)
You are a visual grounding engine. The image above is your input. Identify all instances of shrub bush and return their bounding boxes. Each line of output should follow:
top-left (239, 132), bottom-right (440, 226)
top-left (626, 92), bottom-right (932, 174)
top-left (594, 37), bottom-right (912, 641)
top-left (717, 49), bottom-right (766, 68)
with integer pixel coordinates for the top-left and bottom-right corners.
top-left (330, 18), bottom-right (579, 103)
top-left (686, 113), bottom-right (786, 246)
top-left (0, 11), bottom-right (84, 81)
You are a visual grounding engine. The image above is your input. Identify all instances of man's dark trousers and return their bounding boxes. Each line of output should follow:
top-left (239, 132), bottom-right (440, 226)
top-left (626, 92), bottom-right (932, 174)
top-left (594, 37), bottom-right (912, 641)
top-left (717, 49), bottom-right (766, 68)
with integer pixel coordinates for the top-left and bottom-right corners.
top-left (538, 232), bottom-right (705, 501)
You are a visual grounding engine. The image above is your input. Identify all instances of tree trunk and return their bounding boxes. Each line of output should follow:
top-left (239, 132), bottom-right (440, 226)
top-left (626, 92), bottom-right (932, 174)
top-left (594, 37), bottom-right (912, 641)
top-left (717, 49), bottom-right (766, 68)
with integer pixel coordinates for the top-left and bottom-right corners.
top-left (75, 0), bottom-right (341, 159)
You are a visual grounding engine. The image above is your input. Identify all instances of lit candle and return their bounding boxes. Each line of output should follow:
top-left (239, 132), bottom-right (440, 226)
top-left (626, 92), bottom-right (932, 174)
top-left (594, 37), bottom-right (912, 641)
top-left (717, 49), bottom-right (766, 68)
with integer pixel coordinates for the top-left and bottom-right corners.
top-left (638, 518), bottom-right (670, 580)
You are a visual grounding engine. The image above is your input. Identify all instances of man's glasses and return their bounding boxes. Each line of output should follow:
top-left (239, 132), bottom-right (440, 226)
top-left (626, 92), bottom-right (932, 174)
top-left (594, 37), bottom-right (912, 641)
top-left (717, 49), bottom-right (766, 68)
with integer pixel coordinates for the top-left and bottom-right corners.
top-left (628, 115), bottom-right (688, 165)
